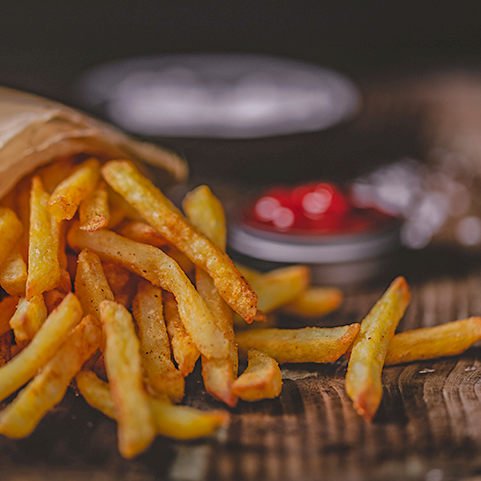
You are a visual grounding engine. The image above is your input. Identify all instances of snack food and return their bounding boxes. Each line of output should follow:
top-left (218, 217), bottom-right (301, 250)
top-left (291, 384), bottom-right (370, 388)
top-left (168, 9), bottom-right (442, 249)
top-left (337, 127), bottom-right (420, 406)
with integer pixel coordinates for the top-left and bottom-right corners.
top-left (345, 277), bottom-right (410, 421)
top-left (1, 87), bottom-right (481, 461)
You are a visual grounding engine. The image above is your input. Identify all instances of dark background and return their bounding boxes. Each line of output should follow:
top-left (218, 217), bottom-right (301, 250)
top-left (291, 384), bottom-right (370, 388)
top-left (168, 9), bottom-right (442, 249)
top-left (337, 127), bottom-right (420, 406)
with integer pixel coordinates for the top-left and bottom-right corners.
top-left (2, 1), bottom-right (480, 103)
top-left (2, 1), bottom-right (481, 184)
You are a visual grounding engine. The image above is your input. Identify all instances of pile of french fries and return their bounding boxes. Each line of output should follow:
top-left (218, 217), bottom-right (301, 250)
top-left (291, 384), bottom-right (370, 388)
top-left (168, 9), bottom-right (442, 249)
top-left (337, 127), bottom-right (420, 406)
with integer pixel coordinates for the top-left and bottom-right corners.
top-left (0, 156), bottom-right (480, 458)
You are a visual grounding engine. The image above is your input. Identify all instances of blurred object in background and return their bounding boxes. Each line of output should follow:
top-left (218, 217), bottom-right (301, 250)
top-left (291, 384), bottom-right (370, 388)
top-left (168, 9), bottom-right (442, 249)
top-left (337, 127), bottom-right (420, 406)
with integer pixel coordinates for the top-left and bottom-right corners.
top-left (350, 157), bottom-right (473, 249)
top-left (75, 53), bottom-right (360, 139)
top-left (355, 70), bottom-right (481, 250)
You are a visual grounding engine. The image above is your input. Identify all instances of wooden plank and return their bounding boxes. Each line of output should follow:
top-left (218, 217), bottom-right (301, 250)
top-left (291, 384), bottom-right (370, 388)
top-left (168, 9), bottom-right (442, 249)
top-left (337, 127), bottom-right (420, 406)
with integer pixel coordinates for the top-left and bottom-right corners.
top-left (0, 269), bottom-right (481, 480)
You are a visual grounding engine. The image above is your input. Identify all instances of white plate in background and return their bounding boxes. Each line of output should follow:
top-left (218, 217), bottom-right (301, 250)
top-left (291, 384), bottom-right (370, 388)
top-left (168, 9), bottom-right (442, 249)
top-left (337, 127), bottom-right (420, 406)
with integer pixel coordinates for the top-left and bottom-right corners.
top-left (75, 53), bottom-right (360, 139)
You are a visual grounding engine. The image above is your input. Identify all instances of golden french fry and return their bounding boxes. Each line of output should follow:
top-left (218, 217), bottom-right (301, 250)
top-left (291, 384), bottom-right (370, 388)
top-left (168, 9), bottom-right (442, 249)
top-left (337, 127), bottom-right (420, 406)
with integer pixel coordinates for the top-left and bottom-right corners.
top-left (76, 370), bottom-right (228, 440)
top-left (282, 286), bottom-right (343, 318)
top-left (235, 263), bottom-right (261, 284)
top-left (163, 292), bottom-right (200, 377)
top-left (197, 266), bottom-right (238, 407)
top-left (117, 221), bottom-right (194, 275)
top-left (183, 185), bottom-right (238, 407)
top-left (0, 296), bottom-right (19, 337)
top-left (68, 224), bottom-right (228, 359)
top-left (48, 158), bottom-right (100, 221)
top-left (132, 280), bottom-right (184, 403)
top-left (346, 277), bottom-right (410, 421)
top-left (0, 207), bottom-right (23, 270)
top-left (14, 175), bottom-right (31, 260)
top-left (79, 181), bottom-right (110, 232)
top-left (76, 370), bottom-right (117, 419)
top-left (117, 220), bottom-right (169, 247)
top-left (149, 398), bottom-right (229, 440)
top-left (56, 219), bottom-right (72, 295)
top-left (101, 160), bottom-right (257, 322)
top-left (385, 317), bottom-right (481, 365)
top-left (182, 185), bottom-right (227, 248)
top-left (249, 265), bottom-right (310, 314)
top-left (232, 349), bottom-right (282, 401)
top-left (236, 323), bottom-right (360, 364)
top-left (0, 292), bottom-right (83, 402)
top-left (75, 249), bottom-right (114, 319)
top-left (100, 300), bottom-right (156, 458)
top-left (0, 247), bottom-right (27, 296)
top-left (9, 295), bottom-right (47, 342)
top-left (26, 176), bottom-right (62, 300)
top-left (0, 314), bottom-right (101, 438)
top-left (36, 157), bottom-right (75, 194)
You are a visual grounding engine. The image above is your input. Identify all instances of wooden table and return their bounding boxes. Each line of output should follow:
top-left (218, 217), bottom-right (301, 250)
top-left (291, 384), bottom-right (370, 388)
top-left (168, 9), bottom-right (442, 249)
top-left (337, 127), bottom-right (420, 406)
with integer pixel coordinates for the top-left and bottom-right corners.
top-left (1, 244), bottom-right (481, 481)
top-left (4, 68), bottom-right (481, 481)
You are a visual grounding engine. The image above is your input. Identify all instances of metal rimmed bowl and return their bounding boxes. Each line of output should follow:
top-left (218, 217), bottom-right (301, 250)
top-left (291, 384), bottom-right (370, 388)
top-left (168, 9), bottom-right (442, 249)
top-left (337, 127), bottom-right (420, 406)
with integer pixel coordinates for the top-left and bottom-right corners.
top-left (228, 218), bottom-right (401, 287)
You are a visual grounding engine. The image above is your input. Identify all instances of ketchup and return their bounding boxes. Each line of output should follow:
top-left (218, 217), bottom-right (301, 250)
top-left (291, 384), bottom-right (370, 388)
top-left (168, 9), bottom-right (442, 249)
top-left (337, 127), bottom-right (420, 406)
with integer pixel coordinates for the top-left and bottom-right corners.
top-left (242, 182), bottom-right (393, 236)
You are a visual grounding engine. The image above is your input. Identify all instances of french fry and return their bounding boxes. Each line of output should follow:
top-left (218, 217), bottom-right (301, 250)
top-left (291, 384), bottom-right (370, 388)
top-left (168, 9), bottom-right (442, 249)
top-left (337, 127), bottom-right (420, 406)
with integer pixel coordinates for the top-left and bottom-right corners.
top-left (47, 157), bottom-right (100, 221)
top-left (117, 220), bottom-right (169, 248)
top-left (79, 181), bottom-right (110, 232)
top-left (9, 295), bottom-right (47, 342)
top-left (67, 223), bottom-right (228, 359)
top-left (117, 221), bottom-right (195, 275)
top-left (0, 314), bottom-right (101, 438)
top-left (100, 300), bottom-right (156, 458)
top-left (0, 296), bottom-right (19, 337)
top-left (0, 207), bottom-right (23, 269)
top-left (101, 160), bottom-right (258, 322)
top-left (76, 370), bottom-right (117, 419)
top-left (249, 265), bottom-right (310, 314)
top-left (345, 277), bottom-right (410, 421)
top-left (76, 370), bottom-right (228, 440)
top-left (282, 286), bottom-right (343, 318)
top-left (235, 263), bottom-right (261, 284)
top-left (163, 292), bottom-right (200, 377)
top-left (183, 185), bottom-right (238, 407)
top-left (182, 185), bottom-right (227, 248)
top-left (14, 175), bottom-right (31, 260)
top-left (385, 317), bottom-right (481, 365)
top-left (56, 220), bottom-right (72, 295)
top-left (0, 247), bottom-right (27, 296)
top-left (0, 292), bottom-right (83, 402)
top-left (36, 157), bottom-right (75, 194)
top-left (232, 349), bottom-right (282, 401)
top-left (236, 324), bottom-right (360, 364)
top-left (149, 398), bottom-right (228, 440)
top-left (75, 249), bottom-right (114, 319)
top-left (196, 268), bottom-right (238, 407)
top-left (132, 280), bottom-right (184, 403)
top-left (26, 176), bottom-right (62, 300)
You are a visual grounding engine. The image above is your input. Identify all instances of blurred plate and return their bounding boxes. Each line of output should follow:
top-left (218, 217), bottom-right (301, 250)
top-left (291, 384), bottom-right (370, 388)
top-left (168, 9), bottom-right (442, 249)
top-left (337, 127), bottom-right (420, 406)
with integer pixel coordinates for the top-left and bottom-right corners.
top-left (75, 53), bottom-right (360, 139)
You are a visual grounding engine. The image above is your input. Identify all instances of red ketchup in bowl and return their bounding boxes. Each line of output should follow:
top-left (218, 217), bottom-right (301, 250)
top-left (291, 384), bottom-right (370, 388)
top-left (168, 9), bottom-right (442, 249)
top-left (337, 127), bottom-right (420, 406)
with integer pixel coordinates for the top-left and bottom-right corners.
top-left (242, 182), bottom-right (392, 236)
top-left (229, 181), bottom-right (400, 286)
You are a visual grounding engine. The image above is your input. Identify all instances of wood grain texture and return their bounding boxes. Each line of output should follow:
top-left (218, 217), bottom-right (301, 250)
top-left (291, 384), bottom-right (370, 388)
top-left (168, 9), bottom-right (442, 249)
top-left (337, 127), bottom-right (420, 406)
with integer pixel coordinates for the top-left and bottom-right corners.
top-left (2, 260), bottom-right (481, 480)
